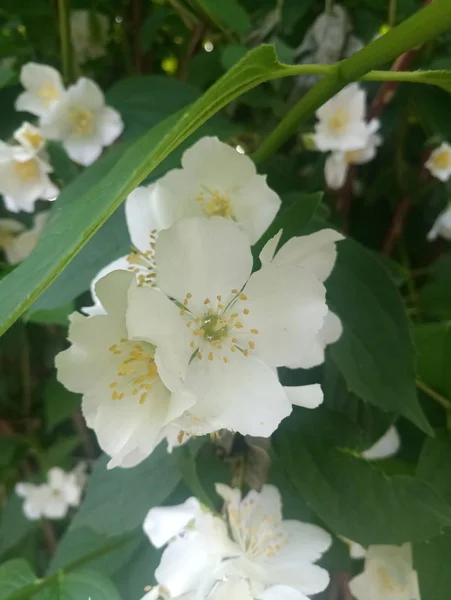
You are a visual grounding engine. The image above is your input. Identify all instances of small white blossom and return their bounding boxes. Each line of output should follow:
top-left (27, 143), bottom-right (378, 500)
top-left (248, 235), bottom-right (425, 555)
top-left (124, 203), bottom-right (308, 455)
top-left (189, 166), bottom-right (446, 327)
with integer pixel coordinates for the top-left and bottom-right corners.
top-left (14, 122), bottom-right (46, 155)
top-left (349, 544), bottom-right (421, 600)
top-left (314, 84), bottom-right (379, 152)
top-left (40, 78), bottom-right (123, 166)
top-left (15, 63), bottom-right (64, 117)
top-left (15, 466), bottom-right (84, 520)
top-left (362, 426), bottom-right (400, 460)
top-left (427, 205), bottom-right (451, 241)
top-left (258, 228), bottom-right (344, 368)
top-left (0, 142), bottom-right (58, 213)
top-left (126, 217), bottom-right (329, 440)
top-left (425, 142), bottom-right (451, 182)
top-left (55, 270), bottom-right (196, 469)
top-left (70, 10), bottom-right (109, 64)
top-left (324, 130), bottom-right (382, 189)
top-left (0, 212), bottom-right (48, 264)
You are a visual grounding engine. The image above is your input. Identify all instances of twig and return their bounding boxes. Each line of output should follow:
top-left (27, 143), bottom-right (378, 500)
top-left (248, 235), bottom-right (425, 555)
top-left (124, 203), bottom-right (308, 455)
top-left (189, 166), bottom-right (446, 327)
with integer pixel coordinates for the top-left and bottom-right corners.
top-left (335, 165), bottom-right (356, 232)
top-left (57, 0), bottom-right (74, 84)
top-left (179, 22), bottom-right (206, 81)
top-left (340, 573), bottom-right (353, 600)
top-left (42, 519), bottom-right (58, 555)
top-left (72, 411), bottom-right (95, 459)
top-left (382, 196), bottom-right (410, 255)
top-left (416, 379), bottom-right (451, 412)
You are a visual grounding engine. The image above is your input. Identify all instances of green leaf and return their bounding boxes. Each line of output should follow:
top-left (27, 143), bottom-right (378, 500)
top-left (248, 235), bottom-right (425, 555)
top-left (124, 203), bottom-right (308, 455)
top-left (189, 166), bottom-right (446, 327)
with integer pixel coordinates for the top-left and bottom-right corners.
top-left (0, 497), bottom-right (35, 560)
top-left (326, 238), bottom-right (431, 434)
top-left (25, 301), bottom-right (74, 326)
top-left (220, 44), bottom-right (247, 70)
top-left (174, 443), bottom-right (216, 510)
top-left (44, 378), bottom-right (80, 432)
top-left (0, 559), bottom-right (35, 599)
top-left (139, 6), bottom-right (171, 53)
top-left (43, 436), bottom-right (80, 468)
top-left (274, 409), bottom-right (451, 545)
top-left (0, 45), bottom-right (301, 329)
top-left (40, 570), bottom-right (121, 600)
top-left (69, 443), bottom-right (180, 536)
top-left (414, 322), bottom-right (451, 399)
top-left (197, 0), bottom-right (251, 37)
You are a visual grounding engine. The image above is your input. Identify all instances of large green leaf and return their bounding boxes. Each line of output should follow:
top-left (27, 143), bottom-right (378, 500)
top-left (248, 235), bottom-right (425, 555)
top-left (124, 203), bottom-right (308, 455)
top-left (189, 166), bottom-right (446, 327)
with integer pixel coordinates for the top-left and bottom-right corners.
top-left (326, 238), bottom-right (431, 434)
top-left (414, 322), bottom-right (451, 399)
top-left (196, 0), bottom-right (251, 37)
top-left (40, 570), bottom-right (121, 600)
top-left (68, 443), bottom-right (180, 536)
top-left (274, 409), bottom-right (451, 546)
top-left (0, 497), bottom-right (35, 560)
top-left (44, 378), bottom-right (80, 432)
top-left (0, 559), bottom-right (35, 599)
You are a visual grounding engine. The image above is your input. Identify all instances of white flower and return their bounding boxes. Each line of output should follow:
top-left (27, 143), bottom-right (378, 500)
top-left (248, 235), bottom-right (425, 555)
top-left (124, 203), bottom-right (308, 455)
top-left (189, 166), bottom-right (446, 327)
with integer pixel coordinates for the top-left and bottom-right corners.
top-left (0, 212), bottom-right (48, 264)
top-left (55, 270), bottom-right (196, 469)
top-left (427, 205), bottom-right (451, 241)
top-left (151, 137), bottom-right (281, 244)
top-left (362, 426), bottom-right (400, 460)
top-left (15, 63), bottom-right (64, 117)
top-left (14, 122), bottom-right (46, 154)
top-left (0, 142), bottom-right (58, 213)
top-left (349, 544), bottom-right (421, 600)
top-left (70, 10), bottom-right (109, 64)
top-left (126, 217), bottom-right (328, 439)
top-left (15, 466), bottom-right (83, 520)
top-left (258, 228), bottom-right (344, 368)
top-left (314, 84), bottom-right (379, 152)
top-left (324, 129), bottom-right (382, 189)
top-left (40, 78), bottom-right (123, 166)
top-left (216, 484), bottom-right (331, 599)
top-left (425, 142), bottom-right (451, 182)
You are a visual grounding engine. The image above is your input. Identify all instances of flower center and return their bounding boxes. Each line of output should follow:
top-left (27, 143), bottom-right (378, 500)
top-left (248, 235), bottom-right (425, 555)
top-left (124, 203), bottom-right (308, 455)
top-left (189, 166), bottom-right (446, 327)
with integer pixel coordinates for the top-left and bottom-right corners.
top-left (201, 314), bottom-right (229, 341)
top-left (126, 229), bottom-right (158, 287)
top-left (196, 188), bottom-right (234, 219)
top-left (329, 108), bottom-right (350, 134)
top-left (108, 339), bottom-right (158, 405)
top-left (432, 150), bottom-right (451, 170)
top-left (377, 567), bottom-right (407, 593)
top-left (37, 82), bottom-right (60, 106)
top-left (70, 108), bottom-right (94, 135)
top-left (13, 159), bottom-right (39, 181)
top-left (23, 129), bottom-right (43, 150)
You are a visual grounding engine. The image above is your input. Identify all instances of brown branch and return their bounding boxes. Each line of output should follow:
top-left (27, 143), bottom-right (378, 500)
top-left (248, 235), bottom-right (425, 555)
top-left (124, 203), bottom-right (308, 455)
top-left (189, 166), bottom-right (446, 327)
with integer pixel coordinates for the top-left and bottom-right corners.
top-left (42, 519), bottom-right (58, 555)
top-left (382, 196), bottom-right (411, 255)
top-left (178, 22), bottom-right (207, 81)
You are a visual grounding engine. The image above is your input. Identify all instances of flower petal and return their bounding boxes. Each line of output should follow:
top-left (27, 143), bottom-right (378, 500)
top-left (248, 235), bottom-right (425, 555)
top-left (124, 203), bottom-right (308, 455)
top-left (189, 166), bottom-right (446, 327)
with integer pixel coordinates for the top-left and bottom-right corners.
top-left (362, 426), bottom-right (400, 460)
top-left (143, 497), bottom-right (202, 548)
top-left (325, 152), bottom-right (348, 190)
top-left (98, 106), bottom-right (123, 145)
top-left (283, 384), bottom-right (324, 409)
top-left (259, 586), bottom-right (309, 600)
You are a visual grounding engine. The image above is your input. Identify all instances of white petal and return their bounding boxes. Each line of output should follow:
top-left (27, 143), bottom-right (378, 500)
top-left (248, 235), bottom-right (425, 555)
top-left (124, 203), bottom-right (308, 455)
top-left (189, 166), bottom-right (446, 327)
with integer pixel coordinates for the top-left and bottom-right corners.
top-left (325, 152), bottom-right (348, 189)
top-left (243, 264), bottom-right (328, 367)
top-left (211, 579), bottom-right (253, 600)
top-left (319, 310), bottom-right (342, 345)
top-left (94, 270), bottom-right (134, 317)
top-left (125, 184), bottom-right (159, 251)
top-left (183, 353), bottom-right (292, 437)
top-left (268, 229), bottom-right (344, 282)
top-left (362, 426), bottom-right (400, 460)
top-left (283, 384), bottom-right (324, 409)
top-left (155, 217), bottom-right (253, 313)
top-left (63, 137), bottom-right (103, 166)
top-left (264, 561), bottom-right (330, 596)
top-left (278, 521), bottom-right (332, 564)
top-left (259, 586), bottom-right (309, 600)
top-left (98, 106), bottom-right (123, 145)
top-left (143, 497), bottom-right (201, 548)
top-left (81, 256), bottom-right (132, 316)
top-left (67, 77), bottom-right (105, 110)
top-left (47, 467), bottom-right (66, 489)
top-left (259, 230), bottom-right (283, 266)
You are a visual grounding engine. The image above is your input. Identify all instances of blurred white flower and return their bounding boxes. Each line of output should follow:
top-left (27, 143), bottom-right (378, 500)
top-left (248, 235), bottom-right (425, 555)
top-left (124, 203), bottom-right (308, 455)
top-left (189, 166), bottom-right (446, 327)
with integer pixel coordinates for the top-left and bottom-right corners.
top-left (15, 63), bottom-right (64, 117)
top-left (362, 426), bottom-right (400, 460)
top-left (342, 538), bottom-right (367, 560)
top-left (425, 142), bottom-right (451, 182)
top-left (15, 466), bottom-right (84, 520)
top-left (126, 217), bottom-right (328, 439)
top-left (0, 142), bottom-right (58, 213)
top-left (55, 270), bottom-right (196, 469)
top-left (324, 130), bottom-right (382, 189)
top-left (14, 122), bottom-right (45, 154)
top-left (70, 10), bottom-right (109, 64)
top-left (259, 228), bottom-right (344, 368)
top-left (427, 205), bottom-right (451, 241)
top-left (349, 544), bottom-right (421, 600)
top-left (40, 78), bottom-right (123, 166)
top-left (0, 212), bottom-right (48, 265)
top-left (314, 84), bottom-right (379, 152)
top-left (143, 485), bottom-right (331, 600)
top-left (151, 137), bottom-right (281, 244)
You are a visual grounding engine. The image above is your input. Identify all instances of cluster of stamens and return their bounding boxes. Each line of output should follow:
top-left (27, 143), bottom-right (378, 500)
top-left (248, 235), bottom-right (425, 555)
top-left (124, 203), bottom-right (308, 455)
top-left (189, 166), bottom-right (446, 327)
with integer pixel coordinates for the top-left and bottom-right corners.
top-left (180, 289), bottom-right (259, 363)
top-left (37, 82), bottom-right (60, 106)
top-left (126, 229), bottom-right (158, 287)
top-left (108, 339), bottom-right (158, 405)
top-left (196, 186), bottom-right (234, 219)
top-left (328, 107), bottom-right (350, 134)
top-left (13, 158), bottom-right (39, 181)
top-left (70, 107), bottom-right (94, 135)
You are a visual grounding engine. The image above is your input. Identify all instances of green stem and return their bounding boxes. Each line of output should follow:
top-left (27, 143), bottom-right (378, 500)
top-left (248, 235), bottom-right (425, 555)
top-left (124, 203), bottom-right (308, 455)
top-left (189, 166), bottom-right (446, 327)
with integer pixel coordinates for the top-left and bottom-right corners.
top-left (416, 379), bottom-right (451, 412)
top-left (7, 533), bottom-right (134, 600)
top-left (253, 0), bottom-right (451, 163)
top-left (389, 0), bottom-right (397, 28)
top-left (57, 0), bottom-right (73, 84)
top-left (325, 0), bottom-right (334, 14)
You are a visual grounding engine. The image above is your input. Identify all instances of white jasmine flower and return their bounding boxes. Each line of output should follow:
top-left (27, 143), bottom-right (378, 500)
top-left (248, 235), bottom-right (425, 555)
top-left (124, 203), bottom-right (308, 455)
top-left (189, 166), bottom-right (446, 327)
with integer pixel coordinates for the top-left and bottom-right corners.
top-left (15, 63), bottom-right (64, 117)
top-left (126, 217), bottom-right (328, 439)
top-left (151, 137), bottom-right (281, 244)
top-left (216, 484), bottom-right (331, 599)
top-left (40, 78), bottom-right (123, 166)
top-left (55, 270), bottom-right (196, 469)
top-left (324, 130), bottom-right (382, 190)
top-left (14, 122), bottom-right (45, 154)
top-left (314, 84), bottom-right (378, 152)
top-left (362, 425), bottom-right (400, 460)
top-left (258, 228), bottom-right (344, 368)
top-left (349, 544), bottom-right (421, 600)
top-left (70, 10), bottom-right (109, 64)
top-left (0, 212), bottom-right (48, 264)
top-left (425, 142), bottom-right (451, 182)
top-left (15, 466), bottom-right (83, 520)
top-left (0, 142), bottom-right (58, 213)
top-left (427, 205), bottom-right (451, 241)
